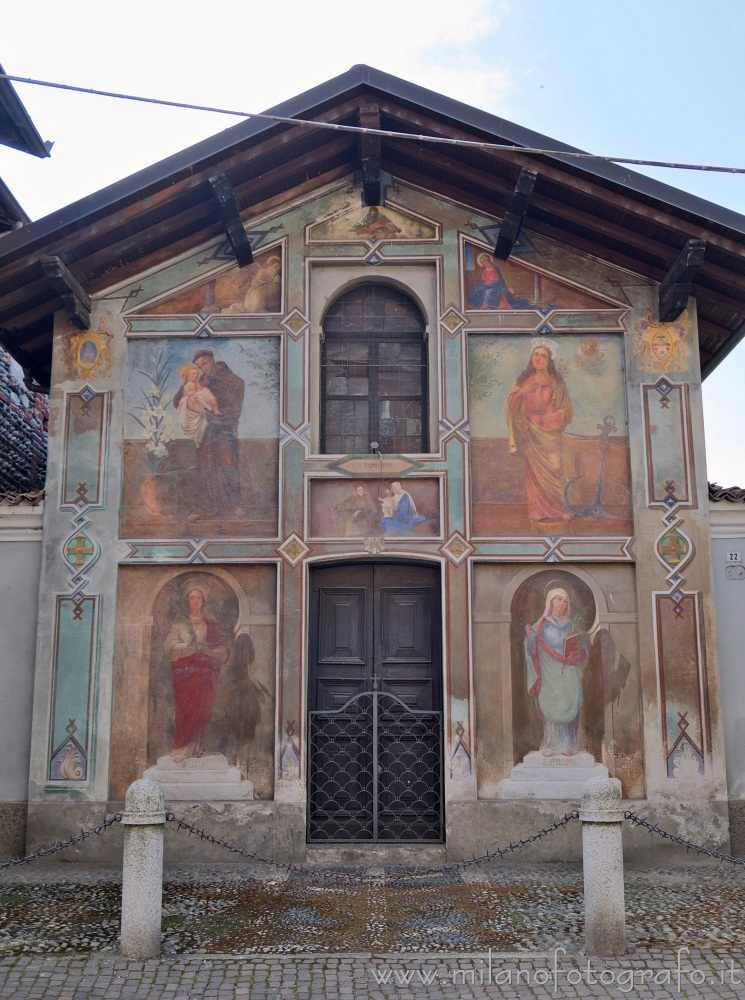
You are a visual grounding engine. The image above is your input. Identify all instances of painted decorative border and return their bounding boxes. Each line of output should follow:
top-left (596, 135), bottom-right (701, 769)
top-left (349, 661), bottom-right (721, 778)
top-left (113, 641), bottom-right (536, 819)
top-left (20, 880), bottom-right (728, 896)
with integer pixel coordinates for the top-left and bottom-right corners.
top-left (47, 595), bottom-right (100, 784)
top-left (642, 379), bottom-right (697, 509)
top-left (60, 388), bottom-right (110, 510)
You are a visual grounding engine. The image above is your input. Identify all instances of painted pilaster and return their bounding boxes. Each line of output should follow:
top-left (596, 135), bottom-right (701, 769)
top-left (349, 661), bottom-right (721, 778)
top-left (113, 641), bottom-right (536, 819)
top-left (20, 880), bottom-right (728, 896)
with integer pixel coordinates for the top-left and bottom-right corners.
top-left (623, 287), bottom-right (727, 809)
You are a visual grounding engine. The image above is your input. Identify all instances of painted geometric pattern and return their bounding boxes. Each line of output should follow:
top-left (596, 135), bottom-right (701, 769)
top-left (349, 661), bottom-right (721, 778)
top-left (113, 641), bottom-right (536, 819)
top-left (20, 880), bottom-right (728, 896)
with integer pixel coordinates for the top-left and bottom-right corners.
top-left (281, 308), bottom-right (309, 340)
top-left (440, 306), bottom-right (466, 337)
top-left (441, 532), bottom-right (473, 565)
top-left (278, 533), bottom-right (309, 566)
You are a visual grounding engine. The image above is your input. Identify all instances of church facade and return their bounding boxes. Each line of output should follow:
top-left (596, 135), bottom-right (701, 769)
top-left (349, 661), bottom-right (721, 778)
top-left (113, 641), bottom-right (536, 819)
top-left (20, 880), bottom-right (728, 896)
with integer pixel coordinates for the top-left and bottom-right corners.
top-left (2, 66), bottom-right (743, 862)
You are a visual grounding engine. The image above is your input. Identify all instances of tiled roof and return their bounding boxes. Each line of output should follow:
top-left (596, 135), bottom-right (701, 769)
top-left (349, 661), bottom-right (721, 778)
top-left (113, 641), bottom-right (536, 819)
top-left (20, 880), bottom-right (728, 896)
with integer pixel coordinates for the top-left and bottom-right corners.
top-left (0, 349), bottom-right (47, 494)
top-left (709, 482), bottom-right (745, 503)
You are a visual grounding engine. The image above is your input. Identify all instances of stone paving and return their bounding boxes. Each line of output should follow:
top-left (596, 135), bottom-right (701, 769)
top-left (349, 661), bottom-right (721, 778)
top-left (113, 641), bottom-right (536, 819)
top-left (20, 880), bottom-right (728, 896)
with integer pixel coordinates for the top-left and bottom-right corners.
top-left (2, 950), bottom-right (745, 999)
top-left (1, 858), bottom-right (745, 997)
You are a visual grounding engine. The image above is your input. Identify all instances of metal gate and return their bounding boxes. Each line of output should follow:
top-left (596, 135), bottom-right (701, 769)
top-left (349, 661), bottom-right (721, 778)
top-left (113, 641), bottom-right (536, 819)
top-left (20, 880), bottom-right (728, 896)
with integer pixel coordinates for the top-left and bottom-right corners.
top-left (307, 688), bottom-right (443, 842)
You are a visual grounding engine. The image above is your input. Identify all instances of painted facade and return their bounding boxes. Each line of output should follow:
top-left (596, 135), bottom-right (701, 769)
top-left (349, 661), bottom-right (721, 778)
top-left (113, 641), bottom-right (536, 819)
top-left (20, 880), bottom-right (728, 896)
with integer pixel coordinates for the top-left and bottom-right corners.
top-left (18, 127), bottom-right (731, 861)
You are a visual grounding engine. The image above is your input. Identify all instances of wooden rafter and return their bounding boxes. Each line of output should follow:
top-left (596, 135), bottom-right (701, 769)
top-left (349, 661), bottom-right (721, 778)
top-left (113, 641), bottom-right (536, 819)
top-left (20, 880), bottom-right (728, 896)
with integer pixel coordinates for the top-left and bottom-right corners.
top-left (208, 173), bottom-right (254, 267)
top-left (494, 169), bottom-right (537, 260)
top-left (659, 239), bottom-right (706, 322)
top-left (40, 256), bottom-right (91, 330)
top-left (359, 103), bottom-right (382, 206)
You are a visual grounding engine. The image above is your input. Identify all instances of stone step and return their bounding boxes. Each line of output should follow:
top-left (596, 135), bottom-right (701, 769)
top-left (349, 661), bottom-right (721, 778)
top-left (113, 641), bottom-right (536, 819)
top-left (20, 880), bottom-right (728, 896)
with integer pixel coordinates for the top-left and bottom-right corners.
top-left (304, 843), bottom-right (447, 867)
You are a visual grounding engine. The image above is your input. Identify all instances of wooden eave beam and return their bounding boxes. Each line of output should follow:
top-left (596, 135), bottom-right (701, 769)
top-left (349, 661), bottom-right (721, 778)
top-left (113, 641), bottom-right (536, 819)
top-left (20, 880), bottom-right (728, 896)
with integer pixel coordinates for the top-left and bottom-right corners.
top-left (75, 140), bottom-right (354, 286)
top-left (84, 163), bottom-right (352, 295)
top-left (0, 106), bottom-right (357, 281)
top-left (698, 318), bottom-right (730, 354)
top-left (359, 102), bottom-right (382, 206)
top-left (493, 168), bottom-right (537, 259)
top-left (658, 238), bottom-right (706, 321)
top-left (388, 143), bottom-right (745, 310)
top-left (231, 136), bottom-right (353, 202)
top-left (384, 157), bottom-right (745, 320)
top-left (9, 327), bottom-right (53, 355)
top-left (208, 173), bottom-right (253, 267)
top-left (40, 255), bottom-right (91, 330)
top-left (379, 100), bottom-right (745, 261)
top-left (386, 137), bottom-right (745, 295)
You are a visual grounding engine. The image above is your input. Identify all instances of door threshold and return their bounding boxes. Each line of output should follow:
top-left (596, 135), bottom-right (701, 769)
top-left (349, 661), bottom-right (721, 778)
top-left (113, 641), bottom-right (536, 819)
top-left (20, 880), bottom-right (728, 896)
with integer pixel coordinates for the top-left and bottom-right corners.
top-left (304, 843), bottom-right (446, 867)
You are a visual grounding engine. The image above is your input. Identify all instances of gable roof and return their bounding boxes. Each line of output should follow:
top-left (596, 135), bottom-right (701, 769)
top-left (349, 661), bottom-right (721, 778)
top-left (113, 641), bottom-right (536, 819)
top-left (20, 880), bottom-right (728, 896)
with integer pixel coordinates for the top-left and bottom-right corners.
top-left (1, 63), bottom-right (744, 390)
top-left (0, 64), bottom-right (50, 159)
top-left (0, 65), bottom-right (51, 233)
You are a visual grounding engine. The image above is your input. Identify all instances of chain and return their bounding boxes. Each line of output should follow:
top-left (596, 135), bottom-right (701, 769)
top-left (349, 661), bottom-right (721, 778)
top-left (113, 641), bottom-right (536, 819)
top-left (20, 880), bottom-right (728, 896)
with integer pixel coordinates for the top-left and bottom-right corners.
top-left (624, 810), bottom-right (745, 868)
top-left (166, 810), bottom-right (579, 882)
top-left (0, 813), bottom-right (122, 872)
top-left (166, 813), bottom-right (304, 876)
top-left (5, 808), bottom-right (742, 880)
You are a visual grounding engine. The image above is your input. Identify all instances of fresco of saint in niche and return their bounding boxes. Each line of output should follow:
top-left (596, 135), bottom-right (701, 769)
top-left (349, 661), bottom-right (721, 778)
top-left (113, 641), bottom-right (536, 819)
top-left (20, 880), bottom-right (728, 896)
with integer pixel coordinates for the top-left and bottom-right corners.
top-left (468, 334), bottom-right (632, 537)
top-left (510, 571), bottom-right (602, 764)
top-left (122, 338), bottom-right (279, 538)
top-left (142, 247), bottom-right (282, 315)
top-left (463, 242), bottom-right (614, 312)
top-left (109, 566), bottom-right (276, 800)
top-left (310, 478), bottom-right (440, 539)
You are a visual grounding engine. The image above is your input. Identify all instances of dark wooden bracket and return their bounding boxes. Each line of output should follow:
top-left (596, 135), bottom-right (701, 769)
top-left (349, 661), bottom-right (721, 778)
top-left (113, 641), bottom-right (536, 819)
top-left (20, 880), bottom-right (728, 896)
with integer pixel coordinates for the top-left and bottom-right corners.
top-left (359, 103), bottom-right (382, 206)
top-left (659, 238), bottom-right (706, 321)
top-left (493, 169), bottom-right (537, 260)
top-left (41, 256), bottom-right (91, 330)
top-left (208, 173), bottom-right (254, 267)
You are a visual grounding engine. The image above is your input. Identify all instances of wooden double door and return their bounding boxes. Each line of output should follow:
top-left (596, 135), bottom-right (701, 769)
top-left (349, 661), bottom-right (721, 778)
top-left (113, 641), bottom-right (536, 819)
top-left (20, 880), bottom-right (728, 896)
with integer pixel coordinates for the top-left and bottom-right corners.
top-left (307, 562), bottom-right (443, 842)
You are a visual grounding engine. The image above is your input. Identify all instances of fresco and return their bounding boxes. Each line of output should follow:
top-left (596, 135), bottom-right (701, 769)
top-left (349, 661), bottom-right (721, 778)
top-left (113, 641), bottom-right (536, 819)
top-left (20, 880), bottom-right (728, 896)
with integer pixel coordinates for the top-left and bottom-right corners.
top-left (62, 318), bottom-right (115, 380)
top-left (309, 478), bottom-right (441, 539)
top-left (121, 337), bottom-right (279, 538)
top-left (139, 247), bottom-right (283, 315)
top-left (308, 203), bottom-right (437, 243)
top-left (634, 309), bottom-right (690, 372)
top-left (514, 574), bottom-right (595, 758)
top-left (468, 334), bottom-right (632, 536)
top-left (109, 565), bottom-right (277, 800)
top-left (471, 564), bottom-right (643, 798)
top-left (463, 241), bottom-right (615, 312)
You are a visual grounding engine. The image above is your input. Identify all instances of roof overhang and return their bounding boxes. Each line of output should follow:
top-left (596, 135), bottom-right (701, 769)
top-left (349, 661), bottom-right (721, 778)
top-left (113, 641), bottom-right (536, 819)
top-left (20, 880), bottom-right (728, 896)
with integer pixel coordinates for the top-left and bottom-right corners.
top-left (1, 63), bottom-right (744, 390)
top-left (0, 64), bottom-right (50, 159)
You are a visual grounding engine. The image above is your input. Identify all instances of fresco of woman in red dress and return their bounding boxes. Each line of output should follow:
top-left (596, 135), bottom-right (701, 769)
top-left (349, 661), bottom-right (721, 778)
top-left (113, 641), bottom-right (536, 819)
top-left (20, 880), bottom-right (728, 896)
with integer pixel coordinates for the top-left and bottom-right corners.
top-left (165, 582), bottom-right (231, 762)
top-left (504, 338), bottom-right (573, 524)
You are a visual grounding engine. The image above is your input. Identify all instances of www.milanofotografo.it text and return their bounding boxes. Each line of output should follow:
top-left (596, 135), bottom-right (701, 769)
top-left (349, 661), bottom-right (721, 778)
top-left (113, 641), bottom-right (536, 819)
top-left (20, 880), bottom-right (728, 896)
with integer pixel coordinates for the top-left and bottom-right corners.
top-left (369, 947), bottom-right (743, 993)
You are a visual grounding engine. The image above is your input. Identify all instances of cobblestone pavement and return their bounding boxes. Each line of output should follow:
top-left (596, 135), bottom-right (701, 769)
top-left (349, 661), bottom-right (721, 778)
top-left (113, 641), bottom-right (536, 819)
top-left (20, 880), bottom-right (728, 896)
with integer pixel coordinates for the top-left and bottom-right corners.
top-left (2, 949), bottom-right (745, 999)
top-left (1, 860), bottom-right (744, 997)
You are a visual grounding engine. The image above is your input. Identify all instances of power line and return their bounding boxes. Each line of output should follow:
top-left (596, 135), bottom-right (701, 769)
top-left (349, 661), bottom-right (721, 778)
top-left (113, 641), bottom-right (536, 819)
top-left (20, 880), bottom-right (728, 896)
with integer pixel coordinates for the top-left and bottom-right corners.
top-left (3, 71), bottom-right (745, 176)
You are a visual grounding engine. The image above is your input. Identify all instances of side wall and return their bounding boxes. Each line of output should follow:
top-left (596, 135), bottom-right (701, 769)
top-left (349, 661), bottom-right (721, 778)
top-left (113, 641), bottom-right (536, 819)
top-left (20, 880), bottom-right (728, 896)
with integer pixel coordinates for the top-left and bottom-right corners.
top-left (710, 499), bottom-right (745, 855)
top-left (0, 501), bottom-right (43, 855)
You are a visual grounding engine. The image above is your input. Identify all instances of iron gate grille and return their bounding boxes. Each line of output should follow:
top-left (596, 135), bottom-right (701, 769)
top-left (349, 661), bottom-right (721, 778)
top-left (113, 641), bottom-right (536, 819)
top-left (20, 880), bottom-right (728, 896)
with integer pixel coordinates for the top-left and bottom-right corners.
top-left (307, 690), bottom-right (443, 843)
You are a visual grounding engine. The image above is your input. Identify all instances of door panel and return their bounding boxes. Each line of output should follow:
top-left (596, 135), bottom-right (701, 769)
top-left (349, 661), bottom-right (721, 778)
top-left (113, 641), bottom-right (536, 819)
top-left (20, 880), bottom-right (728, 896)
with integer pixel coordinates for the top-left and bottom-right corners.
top-left (318, 589), bottom-right (367, 663)
top-left (380, 589), bottom-right (431, 662)
top-left (308, 562), bottom-right (443, 842)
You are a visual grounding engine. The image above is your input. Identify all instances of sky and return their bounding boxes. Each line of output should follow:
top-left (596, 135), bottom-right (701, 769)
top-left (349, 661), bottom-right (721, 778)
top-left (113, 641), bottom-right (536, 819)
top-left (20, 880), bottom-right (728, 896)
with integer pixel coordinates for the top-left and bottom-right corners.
top-left (2, 0), bottom-right (744, 484)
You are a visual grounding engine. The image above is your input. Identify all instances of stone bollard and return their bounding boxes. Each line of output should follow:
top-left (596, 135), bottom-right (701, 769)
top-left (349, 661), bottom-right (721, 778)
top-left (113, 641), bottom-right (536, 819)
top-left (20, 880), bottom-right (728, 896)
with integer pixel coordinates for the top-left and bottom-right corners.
top-left (580, 775), bottom-right (626, 957)
top-left (120, 778), bottom-right (166, 960)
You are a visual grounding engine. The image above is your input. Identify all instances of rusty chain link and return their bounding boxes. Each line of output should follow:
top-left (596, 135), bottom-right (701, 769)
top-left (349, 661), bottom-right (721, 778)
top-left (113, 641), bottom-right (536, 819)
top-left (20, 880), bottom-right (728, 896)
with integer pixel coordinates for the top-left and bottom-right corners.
top-left (11, 807), bottom-right (741, 881)
top-left (0, 813), bottom-right (122, 872)
top-left (166, 810), bottom-right (580, 882)
top-left (624, 810), bottom-right (745, 868)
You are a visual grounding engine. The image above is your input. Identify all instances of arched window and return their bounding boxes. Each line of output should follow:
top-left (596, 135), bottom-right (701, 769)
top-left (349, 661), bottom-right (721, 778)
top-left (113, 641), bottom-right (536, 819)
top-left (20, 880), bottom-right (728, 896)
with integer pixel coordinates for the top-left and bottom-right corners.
top-left (320, 284), bottom-right (428, 454)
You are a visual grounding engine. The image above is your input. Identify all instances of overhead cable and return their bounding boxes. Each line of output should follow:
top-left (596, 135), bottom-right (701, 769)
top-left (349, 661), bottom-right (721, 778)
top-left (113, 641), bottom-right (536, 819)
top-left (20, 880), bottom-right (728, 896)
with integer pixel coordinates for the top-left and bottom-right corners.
top-left (3, 71), bottom-right (745, 176)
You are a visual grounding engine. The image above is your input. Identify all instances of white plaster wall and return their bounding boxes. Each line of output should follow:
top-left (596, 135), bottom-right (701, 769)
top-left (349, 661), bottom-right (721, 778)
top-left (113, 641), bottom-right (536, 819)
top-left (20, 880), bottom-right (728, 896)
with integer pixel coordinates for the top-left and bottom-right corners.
top-left (710, 500), bottom-right (745, 800)
top-left (0, 504), bottom-right (43, 801)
